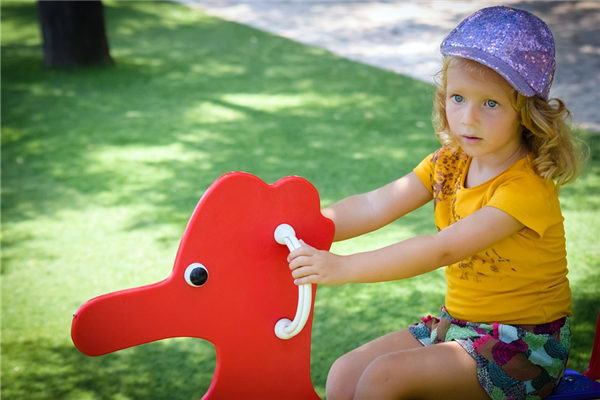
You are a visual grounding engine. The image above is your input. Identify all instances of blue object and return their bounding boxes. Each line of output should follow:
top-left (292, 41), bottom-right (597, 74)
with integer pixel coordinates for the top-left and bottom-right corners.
top-left (546, 369), bottom-right (600, 400)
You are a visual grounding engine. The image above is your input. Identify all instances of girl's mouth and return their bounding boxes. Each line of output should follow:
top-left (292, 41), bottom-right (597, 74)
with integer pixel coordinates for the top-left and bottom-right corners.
top-left (461, 135), bottom-right (482, 143)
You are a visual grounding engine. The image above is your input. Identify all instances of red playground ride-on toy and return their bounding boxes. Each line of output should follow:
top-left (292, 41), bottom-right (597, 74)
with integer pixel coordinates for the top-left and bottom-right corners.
top-left (71, 172), bottom-right (334, 399)
top-left (72, 172), bottom-right (600, 399)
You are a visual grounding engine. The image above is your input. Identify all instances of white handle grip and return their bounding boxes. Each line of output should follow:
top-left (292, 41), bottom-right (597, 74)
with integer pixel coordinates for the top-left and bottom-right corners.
top-left (274, 224), bottom-right (312, 340)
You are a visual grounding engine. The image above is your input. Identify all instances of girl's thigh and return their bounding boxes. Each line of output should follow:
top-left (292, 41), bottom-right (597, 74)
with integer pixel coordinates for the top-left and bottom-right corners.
top-left (326, 329), bottom-right (423, 399)
top-left (355, 340), bottom-right (489, 400)
top-left (327, 329), bottom-right (489, 400)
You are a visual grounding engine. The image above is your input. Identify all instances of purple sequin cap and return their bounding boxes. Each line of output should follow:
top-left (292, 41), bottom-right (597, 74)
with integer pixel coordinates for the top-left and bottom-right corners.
top-left (440, 6), bottom-right (555, 100)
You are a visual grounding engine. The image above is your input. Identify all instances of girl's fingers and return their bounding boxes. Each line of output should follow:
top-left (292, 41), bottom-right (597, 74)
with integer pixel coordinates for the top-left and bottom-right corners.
top-left (288, 243), bottom-right (316, 263)
top-left (293, 268), bottom-right (320, 285)
top-left (289, 255), bottom-right (308, 270)
top-left (291, 265), bottom-right (316, 279)
top-left (294, 276), bottom-right (315, 285)
top-left (286, 242), bottom-right (335, 285)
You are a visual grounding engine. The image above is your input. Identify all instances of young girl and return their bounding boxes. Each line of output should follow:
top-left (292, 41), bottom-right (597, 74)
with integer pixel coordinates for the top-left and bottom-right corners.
top-left (288, 6), bottom-right (583, 400)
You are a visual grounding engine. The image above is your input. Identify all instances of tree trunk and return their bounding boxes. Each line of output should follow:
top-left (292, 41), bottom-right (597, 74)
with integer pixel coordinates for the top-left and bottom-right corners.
top-left (38, 0), bottom-right (113, 68)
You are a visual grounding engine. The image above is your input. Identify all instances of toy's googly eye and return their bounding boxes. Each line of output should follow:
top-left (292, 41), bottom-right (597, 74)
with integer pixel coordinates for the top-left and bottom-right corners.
top-left (184, 263), bottom-right (209, 287)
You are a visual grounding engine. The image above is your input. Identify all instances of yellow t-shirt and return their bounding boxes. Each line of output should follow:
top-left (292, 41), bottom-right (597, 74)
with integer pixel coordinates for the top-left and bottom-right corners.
top-left (414, 147), bottom-right (571, 324)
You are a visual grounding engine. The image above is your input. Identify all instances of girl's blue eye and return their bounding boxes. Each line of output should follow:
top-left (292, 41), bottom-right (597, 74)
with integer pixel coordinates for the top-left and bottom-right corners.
top-left (452, 95), bottom-right (464, 103)
top-left (486, 99), bottom-right (498, 108)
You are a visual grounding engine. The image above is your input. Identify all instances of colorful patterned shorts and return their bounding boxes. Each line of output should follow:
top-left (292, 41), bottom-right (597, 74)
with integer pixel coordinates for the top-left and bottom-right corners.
top-left (408, 307), bottom-right (570, 400)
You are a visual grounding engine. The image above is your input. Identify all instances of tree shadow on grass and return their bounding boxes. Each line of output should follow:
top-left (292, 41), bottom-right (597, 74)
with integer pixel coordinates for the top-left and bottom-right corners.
top-left (2, 1), bottom-right (437, 229)
top-left (1, 337), bottom-right (216, 400)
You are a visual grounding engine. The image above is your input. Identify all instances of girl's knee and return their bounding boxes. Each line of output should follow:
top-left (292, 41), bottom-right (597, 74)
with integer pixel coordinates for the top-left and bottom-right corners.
top-left (354, 354), bottom-right (414, 399)
top-left (326, 354), bottom-right (358, 400)
top-left (356, 356), bottom-right (392, 393)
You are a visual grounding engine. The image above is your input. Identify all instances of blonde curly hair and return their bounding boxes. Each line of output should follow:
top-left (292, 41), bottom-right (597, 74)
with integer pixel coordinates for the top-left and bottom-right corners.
top-left (432, 56), bottom-right (584, 185)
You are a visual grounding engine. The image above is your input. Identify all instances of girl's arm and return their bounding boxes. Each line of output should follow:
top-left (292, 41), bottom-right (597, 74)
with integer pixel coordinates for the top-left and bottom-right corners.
top-left (289, 206), bottom-right (525, 285)
top-left (323, 172), bottom-right (432, 241)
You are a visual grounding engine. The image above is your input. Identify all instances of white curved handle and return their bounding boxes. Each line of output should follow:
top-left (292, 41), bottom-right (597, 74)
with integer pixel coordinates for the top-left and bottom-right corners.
top-left (274, 224), bottom-right (312, 340)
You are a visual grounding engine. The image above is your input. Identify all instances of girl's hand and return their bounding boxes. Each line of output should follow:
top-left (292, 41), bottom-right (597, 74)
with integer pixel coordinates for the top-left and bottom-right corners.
top-left (287, 240), bottom-right (348, 286)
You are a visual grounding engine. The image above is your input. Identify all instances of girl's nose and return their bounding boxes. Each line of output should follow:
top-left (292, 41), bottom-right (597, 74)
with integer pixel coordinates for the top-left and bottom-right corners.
top-left (461, 103), bottom-right (479, 126)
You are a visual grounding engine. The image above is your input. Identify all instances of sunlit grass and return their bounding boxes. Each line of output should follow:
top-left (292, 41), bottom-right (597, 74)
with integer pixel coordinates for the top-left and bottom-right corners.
top-left (2, 1), bottom-right (599, 399)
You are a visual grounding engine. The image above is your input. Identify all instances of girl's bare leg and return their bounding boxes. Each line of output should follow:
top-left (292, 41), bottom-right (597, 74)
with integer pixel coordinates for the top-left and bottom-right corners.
top-left (326, 329), bottom-right (489, 400)
top-left (326, 329), bottom-right (423, 400)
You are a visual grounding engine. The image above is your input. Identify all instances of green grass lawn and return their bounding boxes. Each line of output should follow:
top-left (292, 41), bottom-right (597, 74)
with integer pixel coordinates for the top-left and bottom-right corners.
top-left (2, 1), bottom-right (599, 399)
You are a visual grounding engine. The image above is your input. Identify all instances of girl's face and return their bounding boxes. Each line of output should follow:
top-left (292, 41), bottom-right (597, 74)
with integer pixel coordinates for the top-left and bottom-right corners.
top-left (445, 60), bottom-right (523, 161)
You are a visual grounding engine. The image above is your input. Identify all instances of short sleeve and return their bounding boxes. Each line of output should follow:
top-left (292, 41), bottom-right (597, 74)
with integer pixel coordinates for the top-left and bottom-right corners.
top-left (486, 175), bottom-right (562, 238)
top-left (413, 152), bottom-right (436, 195)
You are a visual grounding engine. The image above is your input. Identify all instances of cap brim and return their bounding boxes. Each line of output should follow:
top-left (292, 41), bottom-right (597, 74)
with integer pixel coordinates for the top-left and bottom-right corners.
top-left (441, 45), bottom-right (540, 99)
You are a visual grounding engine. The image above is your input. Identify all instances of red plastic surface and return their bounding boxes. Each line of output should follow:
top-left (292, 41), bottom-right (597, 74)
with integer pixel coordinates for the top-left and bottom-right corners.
top-left (71, 172), bottom-right (334, 399)
top-left (583, 311), bottom-right (600, 380)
